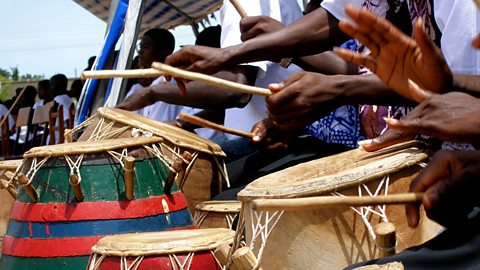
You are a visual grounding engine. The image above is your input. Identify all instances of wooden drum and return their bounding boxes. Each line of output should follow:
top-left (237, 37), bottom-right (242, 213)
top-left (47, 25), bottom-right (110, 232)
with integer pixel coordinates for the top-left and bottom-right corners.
top-left (73, 107), bottom-right (228, 213)
top-left (0, 160), bottom-right (21, 247)
top-left (87, 228), bottom-right (234, 270)
top-left (235, 141), bottom-right (442, 270)
top-left (0, 137), bottom-right (194, 270)
top-left (194, 200), bottom-right (241, 229)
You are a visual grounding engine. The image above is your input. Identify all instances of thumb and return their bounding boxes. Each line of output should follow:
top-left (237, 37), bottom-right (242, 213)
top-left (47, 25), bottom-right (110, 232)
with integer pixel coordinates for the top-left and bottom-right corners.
top-left (268, 82), bottom-right (285, 93)
top-left (408, 79), bottom-right (431, 103)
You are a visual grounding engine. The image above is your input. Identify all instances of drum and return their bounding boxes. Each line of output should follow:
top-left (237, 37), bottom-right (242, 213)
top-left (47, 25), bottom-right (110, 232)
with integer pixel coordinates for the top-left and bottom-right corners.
top-left (234, 141), bottom-right (441, 270)
top-left (194, 200), bottom-right (242, 229)
top-left (1, 137), bottom-right (194, 270)
top-left (0, 160), bottom-right (21, 247)
top-left (72, 107), bottom-right (228, 213)
top-left (87, 228), bottom-right (235, 270)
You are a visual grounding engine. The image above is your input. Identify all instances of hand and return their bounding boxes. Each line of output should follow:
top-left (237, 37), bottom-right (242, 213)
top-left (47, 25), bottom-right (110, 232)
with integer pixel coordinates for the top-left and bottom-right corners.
top-left (266, 71), bottom-right (344, 131)
top-left (164, 45), bottom-right (230, 75)
top-left (250, 118), bottom-right (292, 150)
top-left (335, 5), bottom-right (452, 102)
top-left (116, 87), bottom-right (151, 111)
top-left (240, 16), bottom-right (285, 42)
top-left (359, 92), bottom-right (480, 151)
top-left (406, 150), bottom-right (480, 228)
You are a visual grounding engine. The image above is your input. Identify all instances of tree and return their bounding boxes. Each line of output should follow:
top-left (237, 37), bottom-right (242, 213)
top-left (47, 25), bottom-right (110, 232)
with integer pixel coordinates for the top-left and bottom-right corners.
top-left (10, 67), bottom-right (19, 81)
top-left (0, 68), bottom-right (11, 79)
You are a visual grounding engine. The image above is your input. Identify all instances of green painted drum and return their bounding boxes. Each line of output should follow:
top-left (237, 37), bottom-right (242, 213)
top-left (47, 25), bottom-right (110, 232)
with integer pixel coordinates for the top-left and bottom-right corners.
top-left (1, 137), bottom-right (194, 270)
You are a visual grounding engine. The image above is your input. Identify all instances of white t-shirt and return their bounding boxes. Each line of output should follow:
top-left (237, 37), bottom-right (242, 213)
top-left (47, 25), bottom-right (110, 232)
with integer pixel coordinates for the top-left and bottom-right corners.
top-left (125, 83), bottom-right (148, 116)
top-left (54, 94), bottom-right (73, 121)
top-left (434, 0), bottom-right (480, 75)
top-left (33, 100), bottom-right (44, 110)
top-left (220, 0), bottom-right (303, 141)
top-left (144, 76), bottom-right (185, 122)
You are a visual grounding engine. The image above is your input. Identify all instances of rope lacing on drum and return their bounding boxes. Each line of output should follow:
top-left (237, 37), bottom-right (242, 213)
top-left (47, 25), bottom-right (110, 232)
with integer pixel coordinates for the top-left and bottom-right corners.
top-left (3, 159), bottom-right (25, 190)
top-left (214, 157), bottom-right (230, 188)
top-left (332, 175), bottom-right (390, 241)
top-left (178, 151), bottom-right (198, 189)
top-left (143, 143), bottom-right (176, 172)
top-left (107, 148), bottom-right (129, 168)
top-left (24, 157), bottom-right (49, 185)
top-left (87, 254), bottom-right (105, 270)
top-left (194, 210), bottom-right (237, 230)
top-left (169, 252), bottom-right (194, 270)
top-left (121, 256), bottom-right (144, 270)
top-left (65, 154), bottom-right (84, 185)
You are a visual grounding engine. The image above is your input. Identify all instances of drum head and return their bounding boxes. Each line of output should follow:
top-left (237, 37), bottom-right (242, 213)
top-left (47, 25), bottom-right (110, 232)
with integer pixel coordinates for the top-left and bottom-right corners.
top-left (91, 228), bottom-right (235, 256)
top-left (24, 137), bottom-right (163, 158)
top-left (238, 141), bottom-right (429, 200)
top-left (98, 107), bottom-right (225, 157)
top-left (0, 159), bottom-right (22, 171)
top-left (195, 201), bottom-right (242, 213)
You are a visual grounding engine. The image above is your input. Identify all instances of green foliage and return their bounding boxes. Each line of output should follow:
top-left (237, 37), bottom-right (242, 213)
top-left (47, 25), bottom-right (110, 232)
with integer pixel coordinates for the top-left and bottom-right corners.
top-left (0, 67), bottom-right (45, 101)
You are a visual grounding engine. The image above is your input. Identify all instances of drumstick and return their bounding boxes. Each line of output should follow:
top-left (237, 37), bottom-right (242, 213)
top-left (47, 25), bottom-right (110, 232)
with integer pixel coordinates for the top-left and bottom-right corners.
top-left (151, 62), bottom-right (272, 96)
top-left (0, 82), bottom-right (29, 127)
top-left (179, 112), bottom-right (254, 139)
top-left (230, 0), bottom-right (248, 18)
top-left (473, 0), bottom-right (480, 9)
top-left (81, 68), bottom-right (163, 79)
top-left (251, 192), bottom-right (424, 212)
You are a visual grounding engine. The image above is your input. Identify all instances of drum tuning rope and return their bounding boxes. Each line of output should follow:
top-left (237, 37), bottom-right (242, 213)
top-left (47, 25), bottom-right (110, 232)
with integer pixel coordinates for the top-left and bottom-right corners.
top-left (65, 154), bottom-right (85, 202)
top-left (169, 252), bottom-right (194, 270)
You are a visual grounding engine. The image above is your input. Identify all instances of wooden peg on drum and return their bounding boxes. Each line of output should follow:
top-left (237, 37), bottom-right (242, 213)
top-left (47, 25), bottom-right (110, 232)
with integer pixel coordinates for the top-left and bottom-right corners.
top-left (231, 246), bottom-right (263, 270)
top-left (69, 173), bottom-right (84, 202)
top-left (123, 156), bottom-right (135, 200)
top-left (165, 156), bottom-right (185, 194)
top-left (375, 222), bottom-right (397, 257)
top-left (0, 172), bottom-right (18, 199)
top-left (16, 173), bottom-right (38, 203)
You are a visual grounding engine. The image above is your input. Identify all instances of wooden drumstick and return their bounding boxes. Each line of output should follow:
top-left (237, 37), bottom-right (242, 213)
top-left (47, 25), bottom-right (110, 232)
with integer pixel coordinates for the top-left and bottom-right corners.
top-left (0, 82), bottom-right (29, 127)
top-left (474, 0), bottom-right (480, 9)
top-left (81, 68), bottom-right (163, 79)
top-left (179, 113), bottom-right (254, 139)
top-left (251, 192), bottom-right (424, 212)
top-left (230, 0), bottom-right (247, 18)
top-left (152, 62), bottom-right (272, 96)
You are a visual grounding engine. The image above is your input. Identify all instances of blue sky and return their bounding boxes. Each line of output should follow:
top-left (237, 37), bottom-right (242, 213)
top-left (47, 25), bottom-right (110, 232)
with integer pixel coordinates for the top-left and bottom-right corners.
top-left (0, 0), bottom-right (304, 79)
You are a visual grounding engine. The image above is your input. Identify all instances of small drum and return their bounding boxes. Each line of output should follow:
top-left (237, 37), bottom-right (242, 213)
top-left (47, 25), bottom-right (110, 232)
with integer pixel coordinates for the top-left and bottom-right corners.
top-left (234, 141), bottom-right (441, 270)
top-left (87, 228), bottom-right (235, 270)
top-left (0, 160), bottom-right (21, 246)
top-left (194, 200), bottom-right (242, 229)
top-left (1, 137), bottom-right (194, 270)
top-left (73, 107), bottom-right (228, 213)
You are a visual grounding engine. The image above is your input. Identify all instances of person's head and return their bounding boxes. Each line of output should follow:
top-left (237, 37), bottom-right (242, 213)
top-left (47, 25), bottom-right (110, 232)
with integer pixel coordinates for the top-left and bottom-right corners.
top-left (195, 25), bottom-right (222, 48)
top-left (137, 28), bottom-right (175, 67)
top-left (20, 86), bottom-right (37, 107)
top-left (69, 79), bottom-right (83, 100)
top-left (37, 79), bottom-right (50, 100)
top-left (49, 73), bottom-right (68, 96)
top-left (85, 56), bottom-right (96, 71)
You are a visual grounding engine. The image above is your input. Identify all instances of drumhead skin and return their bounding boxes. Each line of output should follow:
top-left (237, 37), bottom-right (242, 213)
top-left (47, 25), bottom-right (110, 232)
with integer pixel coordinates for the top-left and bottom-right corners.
top-left (98, 107), bottom-right (225, 157)
top-left (92, 228), bottom-right (235, 256)
top-left (195, 201), bottom-right (242, 213)
top-left (238, 141), bottom-right (429, 200)
top-left (1, 138), bottom-right (194, 270)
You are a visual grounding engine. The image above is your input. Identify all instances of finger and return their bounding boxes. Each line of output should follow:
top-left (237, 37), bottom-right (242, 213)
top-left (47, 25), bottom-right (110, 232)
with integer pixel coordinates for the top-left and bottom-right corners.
top-left (334, 47), bottom-right (377, 71)
top-left (266, 73), bottom-right (304, 108)
top-left (357, 128), bottom-right (414, 152)
top-left (407, 79), bottom-right (432, 103)
top-left (239, 16), bottom-right (259, 33)
top-left (251, 123), bottom-right (267, 142)
top-left (413, 19), bottom-right (445, 66)
top-left (175, 80), bottom-right (187, 95)
top-left (338, 20), bottom-right (380, 57)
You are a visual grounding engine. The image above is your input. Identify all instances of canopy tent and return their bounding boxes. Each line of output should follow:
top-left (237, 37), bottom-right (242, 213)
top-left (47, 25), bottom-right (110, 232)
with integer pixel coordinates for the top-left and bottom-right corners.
top-left (74, 0), bottom-right (223, 123)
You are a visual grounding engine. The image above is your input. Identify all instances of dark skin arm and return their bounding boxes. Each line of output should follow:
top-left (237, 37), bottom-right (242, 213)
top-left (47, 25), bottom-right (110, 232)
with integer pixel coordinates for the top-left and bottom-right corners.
top-left (406, 150), bottom-right (480, 228)
top-left (117, 66), bottom-right (257, 111)
top-left (165, 7), bottom-right (349, 74)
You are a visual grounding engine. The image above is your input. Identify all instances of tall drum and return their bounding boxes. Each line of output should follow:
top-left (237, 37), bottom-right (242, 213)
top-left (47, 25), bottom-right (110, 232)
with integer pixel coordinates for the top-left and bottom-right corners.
top-left (73, 107), bottom-right (228, 213)
top-left (1, 137), bottom-right (194, 270)
top-left (235, 141), bottom-right (442, 270)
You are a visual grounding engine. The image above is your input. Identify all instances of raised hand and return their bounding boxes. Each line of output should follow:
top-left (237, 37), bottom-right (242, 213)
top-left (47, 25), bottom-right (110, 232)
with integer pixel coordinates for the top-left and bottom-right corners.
top-left (406, 150), bottom-right (480, 228)
top-left (334, 5), bottom-right (452, 102)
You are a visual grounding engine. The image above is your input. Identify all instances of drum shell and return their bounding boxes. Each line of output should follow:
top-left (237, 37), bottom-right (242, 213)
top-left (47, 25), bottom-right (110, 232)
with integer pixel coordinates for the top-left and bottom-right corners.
top-left (241, 166), bottom-right (440, 270)
top-left (1, 152), bottom-right (193, 270)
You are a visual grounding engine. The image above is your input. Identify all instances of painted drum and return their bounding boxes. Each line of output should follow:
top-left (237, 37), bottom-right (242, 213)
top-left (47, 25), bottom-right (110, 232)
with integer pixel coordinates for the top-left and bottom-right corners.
top-left (0, 137), bottom-right (194, 270)
top-left (87, 228), bottom-right (234, 270)
top-left (194, 200), bottom-right (241, 229)
top-left (72, 107), bottom-right (229, 214)
top-left (0, 159), bottom-right (21, 247)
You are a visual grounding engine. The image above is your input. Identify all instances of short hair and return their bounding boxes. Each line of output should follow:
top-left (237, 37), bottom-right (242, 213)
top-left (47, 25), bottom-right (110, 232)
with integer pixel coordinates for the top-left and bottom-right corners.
top-left (143, 29), bottom-right (175, 55)
top-left (195, 25), bottom-right (221, 48)
top-left (38, 79), bottom-right (49, 88)
top-left (50, 74), bottom-right (68, 90)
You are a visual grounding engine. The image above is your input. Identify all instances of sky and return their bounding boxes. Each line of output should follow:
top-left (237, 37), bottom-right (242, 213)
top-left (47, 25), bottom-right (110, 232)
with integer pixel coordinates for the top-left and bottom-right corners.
top-left (0, 0), bottom-right (305, 79)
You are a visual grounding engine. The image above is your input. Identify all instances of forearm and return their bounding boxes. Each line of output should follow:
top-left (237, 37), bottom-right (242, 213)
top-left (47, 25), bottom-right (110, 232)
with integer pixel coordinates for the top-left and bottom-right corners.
top-left (452, 74), bottom-right (480, 98)
top-left (224, 8), bottom-right (348, 65)
top-left (293, 51), bottom-right (358, 75)
top-left (339, 74), bottom-right (415, 106)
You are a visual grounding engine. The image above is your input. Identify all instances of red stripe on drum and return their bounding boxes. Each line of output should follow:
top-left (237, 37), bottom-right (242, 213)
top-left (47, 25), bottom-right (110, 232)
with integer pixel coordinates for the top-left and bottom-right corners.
top-left (10, 192), bottom-right (187, 222)
top-left (2, 235), bottom-right (104, 257)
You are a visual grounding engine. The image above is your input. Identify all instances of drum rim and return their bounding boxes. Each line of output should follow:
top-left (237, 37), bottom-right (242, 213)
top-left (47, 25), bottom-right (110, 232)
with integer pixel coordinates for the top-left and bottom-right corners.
top-left (23, 137), bottom-right (163, 158)
top-left (98, 107), bottom-right (226, 157)
top-left (91, 228), bottom-right (235, 256)
top-left (195, 200), bottom-right (242, 212)
top-left (0, 159), bottom-right (22, 170)
top-left (238, 141), bottom-right (429, 200)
